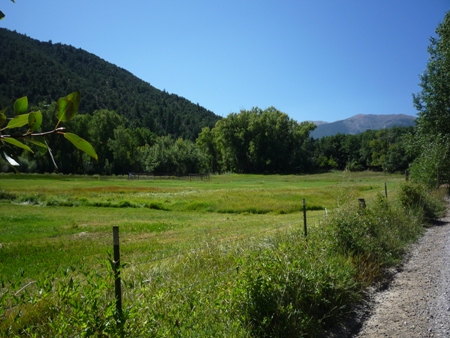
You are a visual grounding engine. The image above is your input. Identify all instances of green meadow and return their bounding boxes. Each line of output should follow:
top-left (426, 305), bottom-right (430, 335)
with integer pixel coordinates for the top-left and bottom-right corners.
top-left (0, 171), bottom-right (411, 337)
top-left (1, 171), bottom-right (401, 277)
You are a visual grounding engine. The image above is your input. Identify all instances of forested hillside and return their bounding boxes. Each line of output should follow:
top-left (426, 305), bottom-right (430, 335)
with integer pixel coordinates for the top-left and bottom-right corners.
top-left (0, 28), bottom-right (220, 140)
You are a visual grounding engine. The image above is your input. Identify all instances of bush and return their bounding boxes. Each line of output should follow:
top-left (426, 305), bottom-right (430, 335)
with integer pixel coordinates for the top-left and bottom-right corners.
top-left (329, 194), bottom-right (424, 271)
top-left (398, 182), bottom-right (446, 222)
top-left (239, 232), bottom-right (360, 337)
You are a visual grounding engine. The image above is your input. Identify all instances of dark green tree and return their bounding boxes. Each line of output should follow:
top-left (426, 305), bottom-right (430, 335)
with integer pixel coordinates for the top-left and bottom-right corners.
top-left (414, 11), bottom-right (450, 136)
top-left (411, 10), bottom-right (450, 186)
top-left (196, 127), bottom-right (219, 173)
top-left (202, 107), bottom-right (315, 174)
top-left (107, 126), bottom-right (139, 174)
top-left (140, 136), bottom-right (207, 175)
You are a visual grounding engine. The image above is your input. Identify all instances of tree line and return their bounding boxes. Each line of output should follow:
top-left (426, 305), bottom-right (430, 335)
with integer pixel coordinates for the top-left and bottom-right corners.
top-left (0, 101), bottom-right (416, 175)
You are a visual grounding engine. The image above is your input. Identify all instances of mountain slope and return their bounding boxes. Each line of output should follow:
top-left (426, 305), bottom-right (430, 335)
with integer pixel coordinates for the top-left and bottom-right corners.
top-left (0, 28), bottom-right (221, 140)
top-left (310, 114), bottom-right (416, 138)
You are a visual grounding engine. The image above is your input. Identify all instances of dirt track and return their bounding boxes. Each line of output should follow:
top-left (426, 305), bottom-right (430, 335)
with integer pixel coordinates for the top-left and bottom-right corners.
top-left (352, 205), bottom-right (450, 337)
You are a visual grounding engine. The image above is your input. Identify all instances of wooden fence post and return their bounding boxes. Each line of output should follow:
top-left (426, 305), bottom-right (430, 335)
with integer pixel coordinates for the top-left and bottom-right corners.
top-left (437, 167), bottom-right (440, 189)
top-left (303, 198), bottom-right (307, 238)
top-left (113, 226), bottom-right (122, 318)
top-left (358, 198), bottom-right (366, 209)
top-left (385, 182), bottom-right (388, 199)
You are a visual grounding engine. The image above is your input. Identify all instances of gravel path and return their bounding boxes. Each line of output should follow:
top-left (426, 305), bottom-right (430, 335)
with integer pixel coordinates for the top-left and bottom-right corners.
top-left (353, 207), bottom-right (450, 337)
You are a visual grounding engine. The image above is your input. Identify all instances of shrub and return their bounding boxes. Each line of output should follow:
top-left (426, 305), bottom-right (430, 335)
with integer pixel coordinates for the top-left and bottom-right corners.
top-left (398, 182), bottom-right (446, 222)
top-left (238, 232), bottom-right (360, 337)
top-left (330, 195), bottom-right (423, 261)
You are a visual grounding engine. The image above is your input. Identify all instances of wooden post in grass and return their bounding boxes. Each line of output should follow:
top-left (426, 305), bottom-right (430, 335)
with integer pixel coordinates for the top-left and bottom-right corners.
top-left (303, 198), bottom-right (307, 238)
top-left (113, 226), bottom-right (122, 318)
top-left (437, 167), bottom-right (440, 189)
top-left (385, 182), bottom-right (388, 199)
top-left (358, 198), bottom-right (366, 209)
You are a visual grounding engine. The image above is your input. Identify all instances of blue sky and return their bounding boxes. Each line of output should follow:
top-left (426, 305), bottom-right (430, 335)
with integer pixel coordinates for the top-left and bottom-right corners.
top-left (1, 1), bottom-right (449, 122)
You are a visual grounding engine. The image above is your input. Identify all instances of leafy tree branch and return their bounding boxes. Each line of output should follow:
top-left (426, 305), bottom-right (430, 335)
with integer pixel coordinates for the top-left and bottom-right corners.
top-left (0, 91), bottom-right (97, 169)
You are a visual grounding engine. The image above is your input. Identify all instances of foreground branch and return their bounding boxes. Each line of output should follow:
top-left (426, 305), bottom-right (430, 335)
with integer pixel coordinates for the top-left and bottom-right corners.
top-left (0, 127), bottom-right (66, 139)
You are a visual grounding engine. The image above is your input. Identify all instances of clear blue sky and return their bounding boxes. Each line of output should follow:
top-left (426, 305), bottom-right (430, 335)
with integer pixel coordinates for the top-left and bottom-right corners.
top-left (1, 1), bottom-right (449, 122)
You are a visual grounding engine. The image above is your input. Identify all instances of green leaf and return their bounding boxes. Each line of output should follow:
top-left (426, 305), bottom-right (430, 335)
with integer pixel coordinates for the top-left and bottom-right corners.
top-left (14, 96), bottom-right (28, 115)
top-left (28, 111), bottom-right (42, 131)
top-left (2, 138), bottom-right (33, 153)
top-left (57, 91), bottom-right (80, 123)
top-left (29, 139), bottom-right (48, 149)
top-left (0, 11), bottom-right (5, 20)
top-left (0, 112), bottom-right (6, 128)
top-left (63, 133), bottom-right (98, 160)
top-left (29, 139), bottom-right (48, 154)
top-left (6, 114), bottom-right (29, 129)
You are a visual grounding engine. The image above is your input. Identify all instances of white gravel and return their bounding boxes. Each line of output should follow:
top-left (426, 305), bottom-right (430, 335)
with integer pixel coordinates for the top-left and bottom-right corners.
top-left (353, 205), bottom-right (450, 337)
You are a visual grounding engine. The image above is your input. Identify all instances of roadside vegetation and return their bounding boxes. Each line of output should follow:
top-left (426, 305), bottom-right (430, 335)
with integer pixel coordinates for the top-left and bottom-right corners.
top-left (0, 171), bottom-right (446, 337)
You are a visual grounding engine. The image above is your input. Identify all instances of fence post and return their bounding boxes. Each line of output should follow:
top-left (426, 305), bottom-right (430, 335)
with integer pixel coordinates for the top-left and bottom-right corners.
top-left (385, 182), bottom-right (388, 199)
top-left (303, 198), bottom-right (307, 238)
top-left (113, 226), bottom-right (122, 318)
top-left (437, 167), bottom-right (440, 189)
top-left (358, 198), bottom-right (366, 209)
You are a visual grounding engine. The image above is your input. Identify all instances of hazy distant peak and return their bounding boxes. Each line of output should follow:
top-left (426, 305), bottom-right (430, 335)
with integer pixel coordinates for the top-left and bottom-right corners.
top-left (310, 114), bottom-right (416, 138)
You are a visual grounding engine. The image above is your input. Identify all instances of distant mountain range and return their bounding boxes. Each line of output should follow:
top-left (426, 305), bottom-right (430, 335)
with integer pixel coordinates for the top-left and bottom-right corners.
top-left (310, 114), bottom-right (416, 138)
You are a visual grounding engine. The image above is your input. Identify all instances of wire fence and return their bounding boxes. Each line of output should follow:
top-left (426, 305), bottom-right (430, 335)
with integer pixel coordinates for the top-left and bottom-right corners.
top-left (128, 172), bottom-right (211, 181)
top-left (110, 202), bottom-right (329, 316)
top-left (1, 195), bottom-right (358, 324)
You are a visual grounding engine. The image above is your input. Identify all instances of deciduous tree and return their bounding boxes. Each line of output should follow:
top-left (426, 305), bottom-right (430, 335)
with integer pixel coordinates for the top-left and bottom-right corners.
top-left (411, 10), bottom-right (450, 186)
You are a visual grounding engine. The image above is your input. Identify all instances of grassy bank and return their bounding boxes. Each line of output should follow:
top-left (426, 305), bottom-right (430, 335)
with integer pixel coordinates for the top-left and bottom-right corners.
top-left (0, 172), bottom-right (443, 337)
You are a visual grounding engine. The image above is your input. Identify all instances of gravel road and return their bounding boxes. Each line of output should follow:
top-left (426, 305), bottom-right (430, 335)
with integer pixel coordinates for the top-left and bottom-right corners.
top-left (352, 205), bottom-right (450, 337)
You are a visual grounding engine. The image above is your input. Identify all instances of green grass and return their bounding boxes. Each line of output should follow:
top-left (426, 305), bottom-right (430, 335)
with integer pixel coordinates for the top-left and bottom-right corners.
top-left (0, 171), bottom-right (402, 275)
top-left (0, 171), bottom-right (413, 336)
top-left (0, 171), bottom-right (400, 212)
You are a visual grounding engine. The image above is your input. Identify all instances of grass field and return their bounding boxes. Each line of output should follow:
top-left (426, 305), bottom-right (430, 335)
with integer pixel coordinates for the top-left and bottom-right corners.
top-left (1, 171), bottom-right (402, 278)
top-left (0, 171), bottom-right (409, 336)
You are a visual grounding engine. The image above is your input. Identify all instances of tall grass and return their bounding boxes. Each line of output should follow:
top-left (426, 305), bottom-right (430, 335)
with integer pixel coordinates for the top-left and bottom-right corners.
top-left (0, 173), bottom-right (445, 337)
top-left (235, 184), bottom-right (442, 337)
top-left (397, 182), bottom-right (447, 222)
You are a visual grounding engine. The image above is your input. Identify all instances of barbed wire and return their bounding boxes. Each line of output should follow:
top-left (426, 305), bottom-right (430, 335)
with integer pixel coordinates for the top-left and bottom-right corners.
top-left (2, 209), bottom-right (329, 287)
top-left (121, 219), bottom-right (305, 270)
